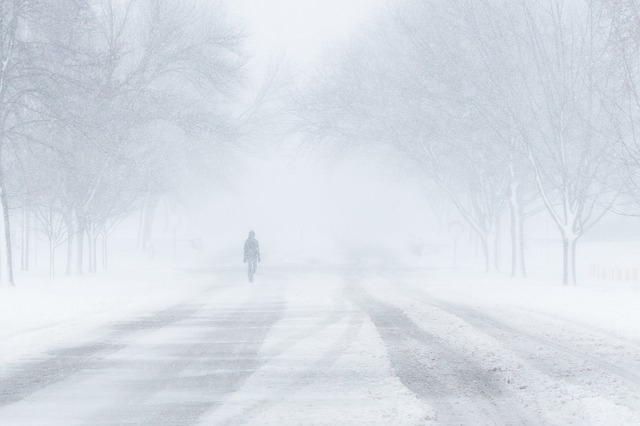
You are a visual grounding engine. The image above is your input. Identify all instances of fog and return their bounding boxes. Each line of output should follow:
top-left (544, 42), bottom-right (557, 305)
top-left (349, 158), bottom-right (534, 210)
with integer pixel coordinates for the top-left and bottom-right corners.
top-left (1, 0), bottom-right (640, 425)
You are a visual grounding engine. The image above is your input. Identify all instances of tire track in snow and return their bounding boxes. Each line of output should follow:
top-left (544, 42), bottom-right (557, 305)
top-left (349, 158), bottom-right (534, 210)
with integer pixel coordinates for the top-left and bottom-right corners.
top-left (512, 307), bottom-right (640, 367)
top-left (349, 279), bottom-right (535, 425)
top-left (427, 298), bottom-right (640, 412)
top-left (85, 283), bottom-right (287, 426)
top-left (0, 302), bottom-right (206, 407)
top-left (0, 281), bottom-right (240, 407)
top-left (212, 312), bottom-right (365, 426)
top-left (394, 278), bottom-right (640, 418)
top-left (257, 293), bottom-right (351, 361)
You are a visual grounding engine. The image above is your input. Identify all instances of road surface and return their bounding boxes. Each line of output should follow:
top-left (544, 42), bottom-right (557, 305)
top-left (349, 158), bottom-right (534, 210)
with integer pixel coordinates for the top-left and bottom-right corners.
top-left (1, 266), bottom-right (639, 425)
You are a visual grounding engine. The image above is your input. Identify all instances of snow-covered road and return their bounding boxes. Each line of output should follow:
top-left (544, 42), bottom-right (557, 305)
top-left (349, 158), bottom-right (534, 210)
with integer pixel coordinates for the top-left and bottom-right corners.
top-left (1, 267), bottom-right (639, 425)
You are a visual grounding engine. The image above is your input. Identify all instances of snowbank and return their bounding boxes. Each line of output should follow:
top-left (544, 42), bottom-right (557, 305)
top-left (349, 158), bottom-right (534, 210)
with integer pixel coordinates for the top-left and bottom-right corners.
top-left (0, 266), bottom-right (220, 372)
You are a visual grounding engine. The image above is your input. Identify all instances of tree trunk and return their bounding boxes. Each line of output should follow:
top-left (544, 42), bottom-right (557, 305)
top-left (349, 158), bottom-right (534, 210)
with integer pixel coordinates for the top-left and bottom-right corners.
top-left (509, 184), bottom-right (526, 278)
top-left (137, 205), bottom-right (145, 250)
top-left (562, 235), bottom-right (578, 286)
top-left (65, 215), bottom-right (74, 276)
top-left (102, 234), bottom-right (108, 271)
top-left (21, 207), bottom-right (29, 271)
top-left (518, 214), bottom-right (527, 278)
top-left (480, 232), bottom-right (497, 273)
top-left (509, 201), bottom-right (518, 277)
top-left (92, 235), bottom-right (97, 273)
top-left (481, 235), bottom-right (490, 272)
top-left (173, 227), bottom-right (177, 257)
top-left (142, 198), bottom-right (158, 252)
top-left (76, 217), bottom-right (85, 275)
top-left (86, 232), bottom-right (94, 273)
top-left (33, 227), bottom-right (38, 270)
top-left (493, 219), bottom-right (501, 273)
top-left (87, 231), bottom-right (98, 273)
top-left (0, 184), bottom-right (15, 286)
top-left (49, 242), bottom-right (55, 279)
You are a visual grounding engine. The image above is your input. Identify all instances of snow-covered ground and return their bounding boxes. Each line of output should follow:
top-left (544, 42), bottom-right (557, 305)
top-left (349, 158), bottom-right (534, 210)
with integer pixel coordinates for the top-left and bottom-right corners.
top-left (0, 265), bottom-right (219, 371)
top-left (1, 259), bottom-right (639, 425)
top-left (364, 268), bottom-right (640, 424)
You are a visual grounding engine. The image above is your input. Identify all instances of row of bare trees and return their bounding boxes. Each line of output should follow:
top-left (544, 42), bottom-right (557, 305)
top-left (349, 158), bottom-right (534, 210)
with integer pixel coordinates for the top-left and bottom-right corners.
top-left (0, 0), bottom-right (244, 282)
top-left (301, 0), bottom-right (640, 285)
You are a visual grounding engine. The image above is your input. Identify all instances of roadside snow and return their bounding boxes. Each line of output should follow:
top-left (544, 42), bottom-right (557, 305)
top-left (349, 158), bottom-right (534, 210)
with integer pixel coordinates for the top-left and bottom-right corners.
top-left (364, 268), bottom-right (640, 425)
top-left (415, 269), bottom-right (640, 341)
top-left (0, 267), bottom-right (221, 373)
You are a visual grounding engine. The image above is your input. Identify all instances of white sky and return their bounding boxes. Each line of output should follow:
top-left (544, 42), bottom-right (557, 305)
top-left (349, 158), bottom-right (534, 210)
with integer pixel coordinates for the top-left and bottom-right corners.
top-left (204, 0), bottom-right (434, 263)
top-left (227, 0), bottom-right (386, 69)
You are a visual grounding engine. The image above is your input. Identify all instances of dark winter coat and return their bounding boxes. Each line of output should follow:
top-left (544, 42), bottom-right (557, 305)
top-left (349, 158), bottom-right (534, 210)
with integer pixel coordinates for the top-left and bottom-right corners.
top-left (244, 237), bottom-right (260, 262)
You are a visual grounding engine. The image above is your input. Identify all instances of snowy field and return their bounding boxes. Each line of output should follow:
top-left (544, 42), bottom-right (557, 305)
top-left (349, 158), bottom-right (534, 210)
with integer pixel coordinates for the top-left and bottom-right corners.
top-left (0, 266), bottom-right (217, 370)
top-left (1, 252), bottom-right (639, 425)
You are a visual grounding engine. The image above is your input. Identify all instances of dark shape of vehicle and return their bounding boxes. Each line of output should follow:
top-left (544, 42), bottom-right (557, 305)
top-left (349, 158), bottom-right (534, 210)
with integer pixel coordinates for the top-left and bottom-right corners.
top-left (243, 230), bottom-right (261, 282)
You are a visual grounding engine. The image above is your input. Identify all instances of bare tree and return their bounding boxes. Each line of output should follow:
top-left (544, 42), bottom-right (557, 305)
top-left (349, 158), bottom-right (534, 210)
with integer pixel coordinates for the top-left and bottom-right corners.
top-left (515, 0), bottom-right (619, 285)
top-left (301, 0), bottom-right (515, 273)
top-left (34, 0), bottom-right (245, 274)
top-left (600, 1), bottom-right (640, 215)
top-left (0, 0), bottom-right (35, 286)
top-left (301, 0), bottom-right (621, 285)
top-left (34, 203), bottom-right (66, 279)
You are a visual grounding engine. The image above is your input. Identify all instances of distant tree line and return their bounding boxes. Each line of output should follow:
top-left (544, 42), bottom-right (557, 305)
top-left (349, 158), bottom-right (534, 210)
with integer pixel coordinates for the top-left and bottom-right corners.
top-left (301, 0), bottom-right (640, 285)
top-left (0, 0), bottom-right (244, 283)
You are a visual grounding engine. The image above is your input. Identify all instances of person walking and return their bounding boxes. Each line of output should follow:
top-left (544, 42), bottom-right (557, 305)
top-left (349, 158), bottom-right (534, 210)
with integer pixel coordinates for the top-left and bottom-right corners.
top-left (243, 230), bottom-right (261, 282)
